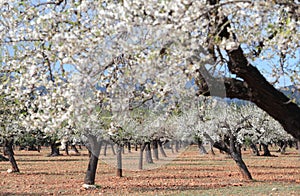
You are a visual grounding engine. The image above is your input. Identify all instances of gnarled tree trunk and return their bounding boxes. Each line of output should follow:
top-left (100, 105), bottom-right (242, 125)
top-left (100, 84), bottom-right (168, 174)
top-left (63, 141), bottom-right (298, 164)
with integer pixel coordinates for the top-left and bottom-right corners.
top-left (197, 139), bottom-right (208, 155)
top-left (84, 135), bottom-right (101, 185)
top-left (145, 142), bottom-right (153, 164)
top-left (204, 133), bottom-right (252, 180)
top-left (250, 142), bottom-right (260, 156)
top-left (139, 142), bottom-right (147, 170)
top-left (4, 139), bottom-right (19, 173)
top-left (261, 143), bottom-right (272, 156)
top-left (0, 154), bottom-right (9, 161)
top-left (152, 139), bottom-right (159, 160)
top-left (158, 140), bottom-right (167, 157)
top-left (116, 144), bottom-right (123, 177)
top-left (196, 0), bottom-right (300, 140)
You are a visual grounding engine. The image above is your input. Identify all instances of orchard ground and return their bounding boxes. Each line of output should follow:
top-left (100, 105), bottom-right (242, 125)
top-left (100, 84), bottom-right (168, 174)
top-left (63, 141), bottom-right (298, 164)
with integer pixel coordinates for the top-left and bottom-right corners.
top-left (0, 145), bottom-right (299, 195)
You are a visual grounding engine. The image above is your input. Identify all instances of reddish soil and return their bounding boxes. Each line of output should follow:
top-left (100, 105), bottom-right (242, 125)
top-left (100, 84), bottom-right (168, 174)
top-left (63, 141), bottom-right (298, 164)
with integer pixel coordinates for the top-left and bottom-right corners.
top-left (0, 145), bottom-right (299, 195)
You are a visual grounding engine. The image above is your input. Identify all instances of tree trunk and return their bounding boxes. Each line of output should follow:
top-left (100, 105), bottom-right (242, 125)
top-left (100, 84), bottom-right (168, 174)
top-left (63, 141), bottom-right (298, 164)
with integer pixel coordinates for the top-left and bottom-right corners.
top-left (84, 135), bottom-right (101, 185)
top-left (231, 151), bottom-right (252, 180)
top-left (65, 141), bottom-right (69, 155)
top-left (145, 142), bottom-right (153, 164)
top-left (175, 140), bottom-right (180, 153)
top-left (71, 144), bottom-right (80, 154)
top-left (110, 143), bottom-right (116, 155)
top-left (139, 142), bottom-right (147, 170)
top-left (49, 141), bottom-right (60, 156)
top-left (116, 144), bottom-right (123, 177)
top-left (204, 132), bottom-right (252, 180)
top-left (127, 142), bottom-right (131, 153)
top-left (261, 143), bottom-right (272, 156)
top-left (197, 140), bottom-right (208, 155)
top-left (229, 135), bottom-right (252, 180)
top-left (250, 142), bottom-right (260, 156)
top-left (259, 144), bottom-right (262, 151)
top-left (158, 140), bottom-right (167, 157)
top-left (103, 142), bottom-right (107, 156)
top-left (0, 154), bottom-right (9, 161)
top-left (4, 139), bottom-right (20, 172)
top-left (170, 141), bottom-right (174, 154)
top-left (209, 141), bottom-right (215, 155)
top-left (152, 139), bottom-right (159, 160)
top-left (196, 0), bottom-right (300, 141)
top-left (279, 141), bottom-right (288, 154)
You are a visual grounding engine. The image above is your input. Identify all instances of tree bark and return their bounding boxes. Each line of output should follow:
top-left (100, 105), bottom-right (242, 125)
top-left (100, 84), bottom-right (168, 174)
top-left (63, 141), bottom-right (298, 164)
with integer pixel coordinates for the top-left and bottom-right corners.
top-left (231, 151), bottom-right (252, 180)
top-left (84, 135), bottom-right (101, 185)
top-left (278, 140), bottom-right (288, 154)
top-left (103, 142), bottom-right (107, 156)
top-left (110, 142), bottom-right (116, 155)
top-left (0, 154), bottom-right (9, 161)
top-left (49, 141), bottom-right (60, 156)
top-left (203, 133), bottom-right (252, 180)
top-left (65, 141), bottom-right (69, 155)
top-left (158, 140), bottom-right (167, 157)
top-left (127, 142), bottom-right (131, 153)
top-left (71, 144), bottom-right (80, 154)
top-left (145, 142), bottom-right (154, 164)
top-left (198, 0), bottom-right (300, 140)
top-left (4, 139), bottom-right (20, 172)
top-left (261, 143), bottom-right (272, 156)
top-left (197, 139), bottom-right (208, 155)
top-left (175, 140), bottom-right (180, 153)
top-left (116, 144), bottom-right (123, 177)
top-left (152, 139), bottom-right (159, 160)
top-left (250, 142), bottom-right (260, 156)
top-left (139, 142), bottom-right (147, 170)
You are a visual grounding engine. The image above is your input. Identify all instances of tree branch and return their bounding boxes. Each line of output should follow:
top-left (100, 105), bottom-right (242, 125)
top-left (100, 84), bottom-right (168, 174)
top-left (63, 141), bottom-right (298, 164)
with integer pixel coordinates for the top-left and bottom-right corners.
top-left (200, 0), bottom-right (300, 140)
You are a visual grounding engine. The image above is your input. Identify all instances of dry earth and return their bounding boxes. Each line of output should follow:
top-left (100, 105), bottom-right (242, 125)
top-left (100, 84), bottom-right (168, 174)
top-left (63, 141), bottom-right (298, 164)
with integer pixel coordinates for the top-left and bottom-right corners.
top-left (0, 145), bottom-right (299, 195)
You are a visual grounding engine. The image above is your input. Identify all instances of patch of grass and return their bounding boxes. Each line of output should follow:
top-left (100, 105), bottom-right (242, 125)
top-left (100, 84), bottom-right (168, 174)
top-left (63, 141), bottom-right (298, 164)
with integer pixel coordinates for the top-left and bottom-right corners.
top-left (170, 182), bottom-right (300, 196)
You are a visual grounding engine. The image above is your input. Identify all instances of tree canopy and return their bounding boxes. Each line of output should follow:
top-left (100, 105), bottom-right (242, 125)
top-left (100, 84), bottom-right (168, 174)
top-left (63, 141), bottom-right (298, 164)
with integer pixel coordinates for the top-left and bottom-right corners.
top-left (0, 0), bottom-right (299, 142)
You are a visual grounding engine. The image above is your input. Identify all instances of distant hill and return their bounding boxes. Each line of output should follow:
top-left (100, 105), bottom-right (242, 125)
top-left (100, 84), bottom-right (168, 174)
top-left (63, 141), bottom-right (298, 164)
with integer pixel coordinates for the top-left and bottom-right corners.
top-left (280, 85), bottom-right (300, 105)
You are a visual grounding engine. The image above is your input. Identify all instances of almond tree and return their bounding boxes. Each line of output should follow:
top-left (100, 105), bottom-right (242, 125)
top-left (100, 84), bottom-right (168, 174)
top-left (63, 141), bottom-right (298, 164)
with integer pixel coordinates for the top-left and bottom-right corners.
top-left (238, 104), bottom-right (294, 156)
top-left (1, 0), bottom-right (299, 187)
top-left (180, 101), bottom-right (254, 180)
